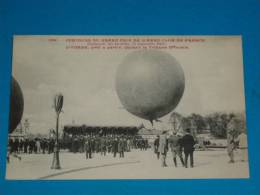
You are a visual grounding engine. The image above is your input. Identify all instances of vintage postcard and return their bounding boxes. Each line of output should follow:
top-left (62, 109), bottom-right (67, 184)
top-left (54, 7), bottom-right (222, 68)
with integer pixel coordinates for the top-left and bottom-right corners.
top-left (6, 35), bottom-right (249, 179)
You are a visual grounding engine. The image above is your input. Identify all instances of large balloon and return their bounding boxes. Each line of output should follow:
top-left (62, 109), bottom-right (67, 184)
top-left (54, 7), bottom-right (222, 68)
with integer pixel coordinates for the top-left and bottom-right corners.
top-left (9, 77), bottom-right (24, 133)
top-left (115, 50), bottom-right (185, 124)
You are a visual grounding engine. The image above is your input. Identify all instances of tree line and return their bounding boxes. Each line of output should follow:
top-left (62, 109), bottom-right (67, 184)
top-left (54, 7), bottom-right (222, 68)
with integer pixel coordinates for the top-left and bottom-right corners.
top-left (169, 112), bottom-right (246, 138)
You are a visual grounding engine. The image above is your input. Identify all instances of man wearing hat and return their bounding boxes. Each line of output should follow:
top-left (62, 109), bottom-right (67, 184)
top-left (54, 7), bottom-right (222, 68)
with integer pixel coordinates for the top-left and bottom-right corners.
top-left (181, 128), bottom-right (196, 168)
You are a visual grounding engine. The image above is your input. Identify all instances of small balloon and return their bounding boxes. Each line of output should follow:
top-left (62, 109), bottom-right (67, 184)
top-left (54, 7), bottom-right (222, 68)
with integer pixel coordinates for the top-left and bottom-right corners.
top-left (9, 77), bottom-right (24, 133)
top-left (115, 50), bottom-right (185, 124)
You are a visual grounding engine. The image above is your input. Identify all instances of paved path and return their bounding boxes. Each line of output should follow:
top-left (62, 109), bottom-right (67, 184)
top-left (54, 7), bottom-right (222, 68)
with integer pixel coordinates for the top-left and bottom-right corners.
top-left (6, 149), bottom-right (249, 180)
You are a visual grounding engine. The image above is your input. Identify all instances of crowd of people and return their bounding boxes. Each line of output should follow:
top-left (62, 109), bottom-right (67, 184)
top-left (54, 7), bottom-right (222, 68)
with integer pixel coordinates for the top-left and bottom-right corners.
top-left (154, 128), bottom-right (248, 168)
top-left (7, 129), bottom-right (248, 168)
top-left (68, 135), bottom-right (149, 159)
top-left (154, 128), bottom-right (196, 168)
top-left (7, 134), bottom-right (149, 162)
top-left (8, 138), bottom-right (55, 155)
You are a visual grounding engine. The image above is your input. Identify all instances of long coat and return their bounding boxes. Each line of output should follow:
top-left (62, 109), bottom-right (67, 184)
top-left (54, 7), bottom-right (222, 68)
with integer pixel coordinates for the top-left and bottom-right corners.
top-left (168, 135), bottom-right (181, 152)
top-left (158, 134), bottom-right (168, 154)
top-left (112, 139), bottom-right (118, 153)
top-left (181, 134), bottom-right (195, 153)
top-left (84, 140), bottom-right (92, 152)
top-left (118, 140), bottom-right (125, 152)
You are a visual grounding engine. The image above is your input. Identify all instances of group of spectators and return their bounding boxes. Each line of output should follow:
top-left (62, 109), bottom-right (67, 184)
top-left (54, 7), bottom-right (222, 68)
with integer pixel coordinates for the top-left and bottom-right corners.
top-left (8, 138), bottom-right (55, 155)
top-left (7, 134), bottom-right (150, 162)
top-left (68, 134), bottom-right (149, 159)
top-left (154, 128), bottom-right (248, 168)
top-left (154, 128), bottom-right (196, 168)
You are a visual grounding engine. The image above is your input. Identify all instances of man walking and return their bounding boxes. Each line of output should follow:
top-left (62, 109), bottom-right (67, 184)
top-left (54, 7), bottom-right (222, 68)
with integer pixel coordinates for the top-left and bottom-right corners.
top-left (168, 132), bottom-right (185, 167)
top-left (181, 129), bottom-right (196, 168)
top-left (159, 131), bottom-right (168, 167)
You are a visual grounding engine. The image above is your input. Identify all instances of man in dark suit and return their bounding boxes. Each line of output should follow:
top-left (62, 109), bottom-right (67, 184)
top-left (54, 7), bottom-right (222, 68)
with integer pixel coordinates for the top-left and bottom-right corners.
top-left (112, 137), bottom-right (119, 157)
top-left (118, 137), bottom-right (125, 158)
top-left (181, 128), bottom-right (196, 168)
top-left (85, 137), bottom-right (92, 159)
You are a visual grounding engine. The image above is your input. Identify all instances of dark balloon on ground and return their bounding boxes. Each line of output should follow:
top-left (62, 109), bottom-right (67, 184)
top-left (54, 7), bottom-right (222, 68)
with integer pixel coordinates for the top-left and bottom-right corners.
top-left (9, 77), bottom-right (24, 133)
top-left (115, 50), bottom-right (185, 124)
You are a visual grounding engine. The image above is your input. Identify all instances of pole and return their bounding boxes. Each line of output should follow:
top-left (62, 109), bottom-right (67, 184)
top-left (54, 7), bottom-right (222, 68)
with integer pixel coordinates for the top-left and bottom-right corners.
top-left (51, 113), bottom-right (61, 169)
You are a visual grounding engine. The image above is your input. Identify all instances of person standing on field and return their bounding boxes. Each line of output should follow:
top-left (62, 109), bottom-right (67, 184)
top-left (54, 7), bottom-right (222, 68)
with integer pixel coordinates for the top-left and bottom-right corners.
top-left (168, 132), bottom-right (185, 167)
top-left (159, 131), bottom-right (168, 167)
top-left (181, 129), bottom-right (196, 168)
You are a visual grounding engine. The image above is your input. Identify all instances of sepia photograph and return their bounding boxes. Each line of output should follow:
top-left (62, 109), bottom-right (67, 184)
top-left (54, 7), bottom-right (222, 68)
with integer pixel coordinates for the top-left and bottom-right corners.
top-left (6, 35), bottom-right (249, 180)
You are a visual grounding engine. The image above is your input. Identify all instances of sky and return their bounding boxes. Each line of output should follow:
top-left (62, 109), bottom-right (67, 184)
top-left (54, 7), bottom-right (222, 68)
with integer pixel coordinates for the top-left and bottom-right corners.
top-left (12, 36), bottom-right (246, 134)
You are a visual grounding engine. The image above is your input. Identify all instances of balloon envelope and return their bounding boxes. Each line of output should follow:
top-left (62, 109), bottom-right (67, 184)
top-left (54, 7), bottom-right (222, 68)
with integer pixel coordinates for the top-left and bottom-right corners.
top-left (9, 77), bottom-right (24, 133)
top-left (115, 50), bottom-right (185, 123)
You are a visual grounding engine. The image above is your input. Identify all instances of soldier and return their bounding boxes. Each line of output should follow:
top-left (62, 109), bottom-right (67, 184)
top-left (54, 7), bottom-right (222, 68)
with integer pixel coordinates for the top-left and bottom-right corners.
top-left (85, 137), bottom-right (92, 159)
top-left (23, 138), bottom-right (29, 153)
top-left (79, 136), bottom-right (85, 153)
top-left (14, 138), bottom-right (19, 154)
top-left (168, 132), bottom-right (185, 167)
top-left (41, 138), bottom-right (47, 154)
top-left (227, 130), bottom-right (236, 163)
top-left (159, 131), bottom-right (168, 167)
top-left (100, 136), bottom-right (107, 156)
top-left (112, 137), bottom-right (119, 157)
top-left (181, 129), bottom-right (196, 168)
top-left (226, 117), bottom-right (239, 163)
top-left (48, 138), bottom-right (55, 154)
top-left (118, 137), bottom-right (125, 158)
top-left (29, 138), bottom-right (35, 154)
top-left (19, 138), bottom-right (24, 153)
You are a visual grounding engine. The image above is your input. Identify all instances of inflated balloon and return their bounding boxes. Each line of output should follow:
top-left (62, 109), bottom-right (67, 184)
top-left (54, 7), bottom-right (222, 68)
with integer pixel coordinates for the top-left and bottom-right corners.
top-left (115, 50), bottom-right (185, 124)
top-left (9, 77), bottom-right (24, 133)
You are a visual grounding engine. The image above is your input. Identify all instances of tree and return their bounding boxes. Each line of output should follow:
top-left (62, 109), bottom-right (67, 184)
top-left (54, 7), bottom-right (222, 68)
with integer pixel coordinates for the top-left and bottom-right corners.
top-left (205, 112), bottom-right (242, 138)
top-left (188, 113), bottom-right (207, 134)
top-left (169, 112), bottom-right (183, 132)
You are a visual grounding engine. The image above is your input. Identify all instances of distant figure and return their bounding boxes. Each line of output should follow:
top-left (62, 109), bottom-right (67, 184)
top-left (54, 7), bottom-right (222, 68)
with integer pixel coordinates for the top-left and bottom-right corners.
top-left (159, 131), bottom-right (168, 167)
top-left (168, 132), bottom-right (185, 167)
top-left (112, 137), bottom-right (119, 157)
top-left (100, 137), bottom-right (107, 156)
top-left (118, 137), bottom-right (125, 158)
top-left (7, 138), bottom-right (21, 162)
top-left (126, 138), bottom-right (131, 152)
top-left (41, 139), bottom-right (47, 154)
top-left (227, 130), bottom-right (237, 163)
top-left (181, 129), bottom-right (196, 168)
top-left (84, 138), bottom-right (92, 159)
top-left (154, 135), bottom-right (160, 159)
top-left (238, 131), bottom-right (248, 162)
top-left (36, 139), bottom-right (41, 154)
top-left (24, 138), bottom-right (29, 153)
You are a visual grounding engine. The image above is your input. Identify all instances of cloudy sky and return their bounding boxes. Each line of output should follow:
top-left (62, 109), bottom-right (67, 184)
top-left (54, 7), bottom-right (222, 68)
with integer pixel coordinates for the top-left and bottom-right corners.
top-left (12, 36), bottom-right (245, 134)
